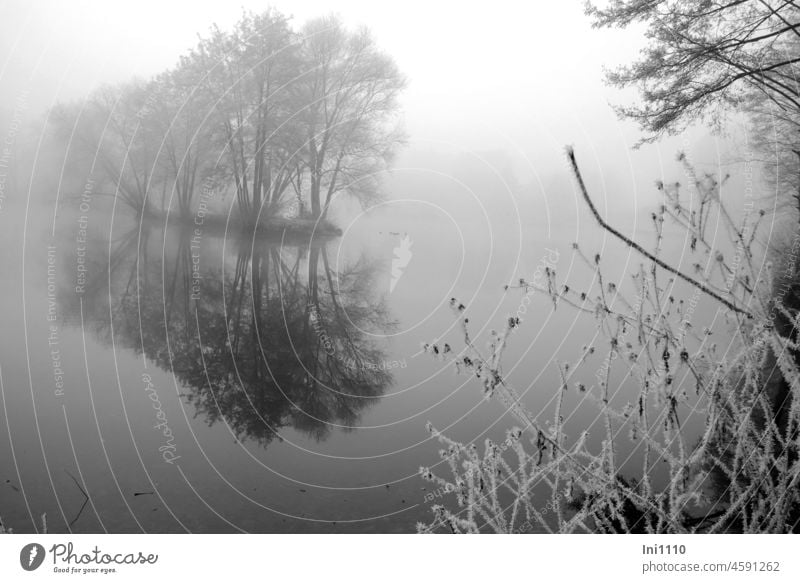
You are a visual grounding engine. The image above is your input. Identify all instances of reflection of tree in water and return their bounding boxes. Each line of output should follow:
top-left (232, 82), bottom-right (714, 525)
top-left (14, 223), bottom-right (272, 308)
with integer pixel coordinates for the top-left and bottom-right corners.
top-left (61, 220), bottom-right (395, 447)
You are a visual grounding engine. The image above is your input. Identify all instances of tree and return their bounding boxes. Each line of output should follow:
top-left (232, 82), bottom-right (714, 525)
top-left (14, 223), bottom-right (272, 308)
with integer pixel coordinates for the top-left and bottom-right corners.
top-left (586, 0), bottom-right (800, 140)
top-left (746, 92), bottom-right (800, 215)
top-left (189, 9), bottom-right (302, 222)
top-left (53, 81), bottom-right (160, 216)
top-left (299, 16), bottom-right (406, 219)
top-left (146, 66), bottom-right (217, 219)
top-left (50, 10), bottom-right (407, 225)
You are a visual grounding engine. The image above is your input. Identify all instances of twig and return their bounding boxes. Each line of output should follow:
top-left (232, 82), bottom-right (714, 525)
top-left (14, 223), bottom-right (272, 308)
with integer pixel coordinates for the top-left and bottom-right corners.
top-left (566, 147), bottom-right (753, 319)
top-left (64, 469), bottom-right (90, 529)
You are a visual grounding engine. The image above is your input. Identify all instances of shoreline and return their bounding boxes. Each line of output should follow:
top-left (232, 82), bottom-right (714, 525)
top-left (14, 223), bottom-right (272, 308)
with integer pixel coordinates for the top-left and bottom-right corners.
top-left (145, 210), bottom-right (343, 239)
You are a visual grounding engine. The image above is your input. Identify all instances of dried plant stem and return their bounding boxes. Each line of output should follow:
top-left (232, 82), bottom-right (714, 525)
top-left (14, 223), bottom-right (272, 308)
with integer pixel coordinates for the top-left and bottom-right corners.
top-left (566, 147), bottom-right (753, 319)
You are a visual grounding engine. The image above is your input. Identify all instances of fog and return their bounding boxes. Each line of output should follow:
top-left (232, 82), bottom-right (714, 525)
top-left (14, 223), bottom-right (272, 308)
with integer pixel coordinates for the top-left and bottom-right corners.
top-left (1, 0), bottom-right (746, 223)
top-left (0, 0), bottom-right (785, 538)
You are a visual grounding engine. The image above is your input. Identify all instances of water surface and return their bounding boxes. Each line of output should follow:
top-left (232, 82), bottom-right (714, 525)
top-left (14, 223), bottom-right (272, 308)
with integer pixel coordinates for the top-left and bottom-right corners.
top-left (0, 167), bottom-right (719, 533)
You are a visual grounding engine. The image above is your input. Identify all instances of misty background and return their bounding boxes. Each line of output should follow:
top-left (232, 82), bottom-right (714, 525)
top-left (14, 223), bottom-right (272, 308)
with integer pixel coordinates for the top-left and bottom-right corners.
top-left (1, 0), bottom-right (753, 230)
top-left (0, 0), bottom-right (782, 535)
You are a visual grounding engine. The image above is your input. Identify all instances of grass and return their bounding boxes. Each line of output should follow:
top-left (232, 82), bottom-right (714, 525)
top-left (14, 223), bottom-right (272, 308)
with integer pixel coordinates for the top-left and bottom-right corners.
top-left (417, 149), bottom-right (799, 534)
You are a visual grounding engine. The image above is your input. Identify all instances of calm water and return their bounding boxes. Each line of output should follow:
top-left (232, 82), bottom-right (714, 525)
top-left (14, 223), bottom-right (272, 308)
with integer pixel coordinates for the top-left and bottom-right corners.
top-left (0, 167), bottom-right (719, 533)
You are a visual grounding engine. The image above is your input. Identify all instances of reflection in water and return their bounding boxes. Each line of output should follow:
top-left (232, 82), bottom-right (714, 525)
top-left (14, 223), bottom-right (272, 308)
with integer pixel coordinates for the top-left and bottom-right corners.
top-left (58, 218), bottom-right (396, 448)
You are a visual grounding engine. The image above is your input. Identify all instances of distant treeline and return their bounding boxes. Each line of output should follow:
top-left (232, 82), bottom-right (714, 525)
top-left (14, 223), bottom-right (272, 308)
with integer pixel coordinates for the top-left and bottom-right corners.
top-left (52, 10), bottom-right (406, 226)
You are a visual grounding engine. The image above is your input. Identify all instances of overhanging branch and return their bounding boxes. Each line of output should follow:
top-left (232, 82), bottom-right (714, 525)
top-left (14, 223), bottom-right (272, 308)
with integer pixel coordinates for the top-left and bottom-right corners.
top-left (567, 147), bottom-right (753, 319)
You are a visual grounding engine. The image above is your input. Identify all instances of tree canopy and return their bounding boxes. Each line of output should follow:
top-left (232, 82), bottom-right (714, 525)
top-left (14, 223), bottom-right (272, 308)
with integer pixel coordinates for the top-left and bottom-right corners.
top-left (587, 0), bottom-right (800, 140)
top-left (52, 10), bottom-right (406, 223)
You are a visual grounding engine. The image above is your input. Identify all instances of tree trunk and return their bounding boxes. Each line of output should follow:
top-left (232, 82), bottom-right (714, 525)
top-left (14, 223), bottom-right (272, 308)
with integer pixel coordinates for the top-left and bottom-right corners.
top-left (310, 176), bottom-right (321, 218)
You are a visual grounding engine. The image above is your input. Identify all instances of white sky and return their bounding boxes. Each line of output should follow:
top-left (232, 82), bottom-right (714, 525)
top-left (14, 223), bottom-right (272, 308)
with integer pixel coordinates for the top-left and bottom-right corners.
top-left (0, 0), bottom-right (644, 133)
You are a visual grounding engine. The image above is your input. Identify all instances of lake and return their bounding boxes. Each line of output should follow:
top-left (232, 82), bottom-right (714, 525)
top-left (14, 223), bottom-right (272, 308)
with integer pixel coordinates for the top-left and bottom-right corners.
top-left (0, 162), bottom-right (723, 533)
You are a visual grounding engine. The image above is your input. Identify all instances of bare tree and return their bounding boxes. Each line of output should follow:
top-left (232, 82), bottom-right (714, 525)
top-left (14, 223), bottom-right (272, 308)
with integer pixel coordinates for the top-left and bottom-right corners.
top-left (53, 81), bottom-right (159, 216)
top-left (50, 10), bottom-right (407, 226)
top-left (147, 67), bottom-right (217, 218)
top-left (190, 9), bottom-right (301, 221)
top-left (586, 0), bottom-right (800, 140)
top-left (299, 16), bottom-right (406, 219)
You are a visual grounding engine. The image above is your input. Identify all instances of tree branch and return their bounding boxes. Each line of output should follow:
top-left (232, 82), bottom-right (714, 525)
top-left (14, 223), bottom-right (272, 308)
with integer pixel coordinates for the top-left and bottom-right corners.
top-left (566, 147), bottom-right (753, 318)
